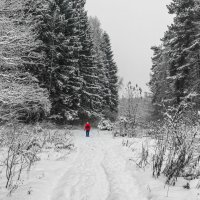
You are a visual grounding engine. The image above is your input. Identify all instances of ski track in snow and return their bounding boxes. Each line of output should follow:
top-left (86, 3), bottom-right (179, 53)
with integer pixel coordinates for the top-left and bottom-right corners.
top-left (51, 130), bottom-right (147, 200)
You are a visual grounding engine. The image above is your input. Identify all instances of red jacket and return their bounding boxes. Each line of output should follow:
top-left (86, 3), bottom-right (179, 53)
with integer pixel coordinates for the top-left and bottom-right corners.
top-left (84, 123), bottom-right (91, 131)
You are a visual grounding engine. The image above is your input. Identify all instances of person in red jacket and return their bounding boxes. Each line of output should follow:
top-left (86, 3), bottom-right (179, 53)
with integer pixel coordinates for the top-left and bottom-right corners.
top-left (84, 122), bottom-right (91, 137)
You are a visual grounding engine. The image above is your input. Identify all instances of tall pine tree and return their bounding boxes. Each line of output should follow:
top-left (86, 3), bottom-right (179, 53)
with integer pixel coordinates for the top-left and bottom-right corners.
top-left (89, 17), bottom-right (119, 120)
top-left (166, 0), bottom-right (199, 104)
top-left (101, 32), bottom-right (118, 116)
top-left (77, 0), bottom-right (102, 120)
top-left (0, 0), bottom-right (50, 123)
top-left (25, 0), bottom-right (83, 122)
top-left (149, 0), bottom-right (200, 116)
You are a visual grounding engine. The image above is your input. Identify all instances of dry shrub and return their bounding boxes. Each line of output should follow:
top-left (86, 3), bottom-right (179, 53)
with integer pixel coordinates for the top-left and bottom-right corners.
top-left (0, 124), bottom-right (46, 193)
top-left (136, 144), bottom-right (149, 169)
top-left (45, 128), bottom-right (74, 151)
top-left (113, 117), bottom-right (137, 138)
top-left (0, 123), bottom-right (74, 195)
top-left (151, 103), bottom-right (200, 185)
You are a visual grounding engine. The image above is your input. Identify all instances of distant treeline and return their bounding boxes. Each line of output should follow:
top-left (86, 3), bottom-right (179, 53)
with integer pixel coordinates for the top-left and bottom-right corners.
top-left (0, 0), bottom-right (118, 124)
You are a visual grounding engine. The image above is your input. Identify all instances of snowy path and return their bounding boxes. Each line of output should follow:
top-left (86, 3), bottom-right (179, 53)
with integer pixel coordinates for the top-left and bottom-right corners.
top-left (2, 130), bottom-right (199, 200)
top-left (51, 130), bottom-right (147, 200)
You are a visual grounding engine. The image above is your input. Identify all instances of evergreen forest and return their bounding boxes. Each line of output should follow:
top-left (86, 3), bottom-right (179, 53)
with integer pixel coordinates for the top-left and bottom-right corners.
top-left (149, 0), bottom-right (200, 118)
top-left (0, 0), bottom-right (118, 125)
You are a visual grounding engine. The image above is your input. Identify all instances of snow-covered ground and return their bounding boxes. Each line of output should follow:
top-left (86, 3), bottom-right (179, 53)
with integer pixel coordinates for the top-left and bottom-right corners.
top-left (50, 130), bottom-right (147, 200)
top-left (121, 137), bottom-right (200, 200)
top-left (1, 129), bottom-right (200, 200)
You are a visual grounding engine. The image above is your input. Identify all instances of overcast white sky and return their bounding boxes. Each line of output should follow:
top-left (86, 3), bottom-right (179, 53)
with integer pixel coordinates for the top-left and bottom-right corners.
top-left (85, 0), bottom-right (173, 93)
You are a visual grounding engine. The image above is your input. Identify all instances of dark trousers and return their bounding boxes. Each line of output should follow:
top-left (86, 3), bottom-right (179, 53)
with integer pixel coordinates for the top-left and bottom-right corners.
top-left (86, 130), bottom-right (90, 137)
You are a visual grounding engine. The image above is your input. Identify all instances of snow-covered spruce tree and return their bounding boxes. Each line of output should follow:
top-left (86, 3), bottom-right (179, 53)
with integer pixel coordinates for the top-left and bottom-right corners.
top-left (76, 0), bottom-right (102, 121)
top-left (89, 17), bottom-right (108, 109)
top-left (94, 49), bottom-right (110, 117)
top-left (0, 0), bottom-right (50, 123)
top-left (24, 0), bottom-right (83, 123)
top-left (183, 1), bottom-right (200, 108)
top-left (88, 16), bottom-right (104, 52)
top-left (88, 17), bottom-right (111, 118)
top-left (165, 0), bottom-right (200, 105)
top-left (149, 45), bottom-right (174, 119)
top-left (101, 32), bottom-right (119, 119)
top-left (89, 17), bottom-right (119, 121)
top-left (149, 0), bottom-right (200, 117)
